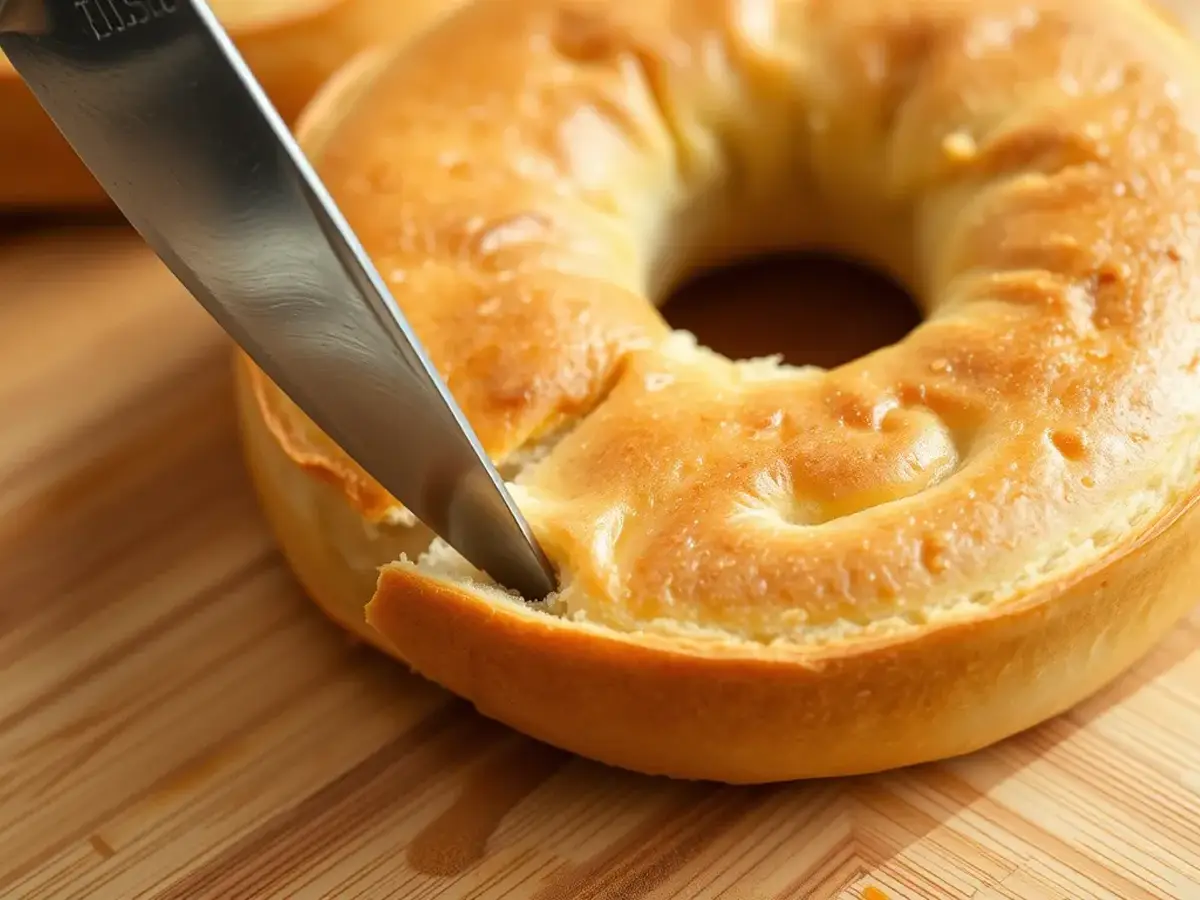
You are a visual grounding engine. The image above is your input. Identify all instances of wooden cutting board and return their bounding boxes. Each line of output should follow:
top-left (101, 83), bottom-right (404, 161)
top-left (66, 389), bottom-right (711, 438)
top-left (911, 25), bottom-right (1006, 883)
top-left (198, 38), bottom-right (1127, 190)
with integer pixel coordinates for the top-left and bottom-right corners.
top-left (1, 222), bottom-right (1198, 900)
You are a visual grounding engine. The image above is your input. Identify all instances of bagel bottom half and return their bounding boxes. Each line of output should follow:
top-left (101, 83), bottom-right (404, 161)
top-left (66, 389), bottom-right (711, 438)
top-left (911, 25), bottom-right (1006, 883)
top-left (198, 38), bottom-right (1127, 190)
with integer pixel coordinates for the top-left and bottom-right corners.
top-left (236, 350), bottom-right (1200, 784)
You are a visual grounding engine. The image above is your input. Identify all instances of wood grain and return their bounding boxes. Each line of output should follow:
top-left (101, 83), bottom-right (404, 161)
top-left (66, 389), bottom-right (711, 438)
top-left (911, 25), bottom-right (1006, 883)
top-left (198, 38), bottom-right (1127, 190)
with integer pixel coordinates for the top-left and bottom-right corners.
top-left (0, 224), bottom-right (1197, 900)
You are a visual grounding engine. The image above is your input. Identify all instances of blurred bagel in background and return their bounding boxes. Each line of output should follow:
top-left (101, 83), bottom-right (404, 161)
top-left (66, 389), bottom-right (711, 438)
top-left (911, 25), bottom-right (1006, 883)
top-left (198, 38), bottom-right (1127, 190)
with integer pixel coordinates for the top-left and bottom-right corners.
top-left (0, 0), bottom-right (461, 210)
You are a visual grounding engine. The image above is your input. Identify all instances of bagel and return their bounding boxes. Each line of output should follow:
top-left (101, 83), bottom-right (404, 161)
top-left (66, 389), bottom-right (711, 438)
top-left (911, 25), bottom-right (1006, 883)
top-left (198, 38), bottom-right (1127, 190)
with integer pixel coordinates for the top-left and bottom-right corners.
top-left (236, 0), bottom-right (1200, 784)
top-left (0, 0), bottom-right (461, 209)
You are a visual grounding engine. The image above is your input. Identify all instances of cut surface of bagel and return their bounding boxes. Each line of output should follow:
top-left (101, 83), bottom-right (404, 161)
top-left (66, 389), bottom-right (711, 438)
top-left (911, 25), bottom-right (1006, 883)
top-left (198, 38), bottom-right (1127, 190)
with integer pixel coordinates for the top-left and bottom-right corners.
top-left (0, 0), bottom-right (461, 208)
top-left (237, 0), bottom-right (1200, 783)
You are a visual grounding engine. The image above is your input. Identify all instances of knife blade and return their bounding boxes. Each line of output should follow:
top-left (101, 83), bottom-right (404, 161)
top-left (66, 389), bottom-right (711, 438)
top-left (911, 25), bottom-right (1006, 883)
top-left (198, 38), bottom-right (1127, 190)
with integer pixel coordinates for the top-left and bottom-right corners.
top-left (0, 0), bottom-right (558, 600)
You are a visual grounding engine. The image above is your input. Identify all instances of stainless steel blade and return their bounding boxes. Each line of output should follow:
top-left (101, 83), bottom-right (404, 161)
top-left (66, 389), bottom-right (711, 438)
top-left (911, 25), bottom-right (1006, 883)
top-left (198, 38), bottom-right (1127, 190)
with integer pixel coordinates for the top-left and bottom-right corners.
top-left (0, 0), bottom-right (558, 599)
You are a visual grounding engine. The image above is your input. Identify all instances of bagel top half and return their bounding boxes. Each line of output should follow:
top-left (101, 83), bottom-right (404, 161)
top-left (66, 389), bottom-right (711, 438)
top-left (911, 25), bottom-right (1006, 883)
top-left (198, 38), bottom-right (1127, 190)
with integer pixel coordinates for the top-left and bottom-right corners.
top-left (238, 0), bottom-right (1200, 783)
top-left (0, 0), bottom-right (460, 208)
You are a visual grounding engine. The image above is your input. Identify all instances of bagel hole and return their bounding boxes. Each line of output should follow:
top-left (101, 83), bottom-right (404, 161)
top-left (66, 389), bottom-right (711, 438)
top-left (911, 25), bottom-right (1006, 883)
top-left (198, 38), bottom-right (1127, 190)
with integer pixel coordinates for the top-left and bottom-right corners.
top-left (662, 253), bottom-right (921, 369)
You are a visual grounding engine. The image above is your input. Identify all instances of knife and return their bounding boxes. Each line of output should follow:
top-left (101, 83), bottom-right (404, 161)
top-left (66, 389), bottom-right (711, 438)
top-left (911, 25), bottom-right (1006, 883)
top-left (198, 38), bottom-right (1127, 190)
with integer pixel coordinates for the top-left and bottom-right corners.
top-left (0, 0), bottom-right (558, 600)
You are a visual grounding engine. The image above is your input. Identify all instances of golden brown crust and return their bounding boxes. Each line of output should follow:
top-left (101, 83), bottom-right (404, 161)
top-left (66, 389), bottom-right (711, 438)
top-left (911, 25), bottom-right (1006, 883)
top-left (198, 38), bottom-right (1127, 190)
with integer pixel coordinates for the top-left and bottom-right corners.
top-left (241, 0), bottom-right (1200, 781)
top-left (0, 0), bottom-right (461, 209)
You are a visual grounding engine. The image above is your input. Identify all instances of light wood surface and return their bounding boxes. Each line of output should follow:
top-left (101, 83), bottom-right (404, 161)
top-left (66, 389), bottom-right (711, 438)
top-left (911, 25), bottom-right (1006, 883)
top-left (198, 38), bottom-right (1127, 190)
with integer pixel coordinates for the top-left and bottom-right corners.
top-left (0, 223), bottom-right (1197, 900)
